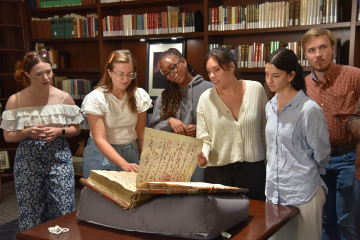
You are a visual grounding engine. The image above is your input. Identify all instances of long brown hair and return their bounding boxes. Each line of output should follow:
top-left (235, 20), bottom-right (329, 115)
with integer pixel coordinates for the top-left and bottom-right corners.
top-left (96, 50), bottom-right (138, 113)
top-left (159, 48), bottom-right (198, 120)
top-left (14, 51), bottom-right (52, 87)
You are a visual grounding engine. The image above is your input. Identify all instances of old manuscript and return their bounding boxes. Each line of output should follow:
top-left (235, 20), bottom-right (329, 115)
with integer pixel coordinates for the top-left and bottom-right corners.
top-left (81, 128), bottom-right (247, 209)
top-left (136, 127), bottom-right (203, 187)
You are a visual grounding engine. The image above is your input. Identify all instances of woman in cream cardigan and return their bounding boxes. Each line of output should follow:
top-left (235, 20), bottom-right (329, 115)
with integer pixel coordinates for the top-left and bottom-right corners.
top-left (197, 47), bottom-right (267, 201)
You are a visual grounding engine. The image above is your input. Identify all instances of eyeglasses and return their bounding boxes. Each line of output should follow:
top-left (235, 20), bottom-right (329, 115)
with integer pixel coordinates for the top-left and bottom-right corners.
top-left (25, 51), bottom-right (47, 60)
top-left (112, 71), bottom-right (137, 80)
top-left (160, 60), bottom-right (181, 80)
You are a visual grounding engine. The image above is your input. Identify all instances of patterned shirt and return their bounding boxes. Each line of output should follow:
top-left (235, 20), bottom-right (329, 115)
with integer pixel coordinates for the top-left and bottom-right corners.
top-left (305, 62), bottom-right (360, 147)
top-left (265, 90), bottom-right (330, 206)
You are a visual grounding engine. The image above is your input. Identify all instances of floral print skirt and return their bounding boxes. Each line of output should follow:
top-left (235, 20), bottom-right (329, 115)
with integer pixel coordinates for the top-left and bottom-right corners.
top-left (14, 137), bottom-right (75, 232)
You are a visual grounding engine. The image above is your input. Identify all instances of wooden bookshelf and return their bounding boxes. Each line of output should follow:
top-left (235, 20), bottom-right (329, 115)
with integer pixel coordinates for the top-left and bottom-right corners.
top-left (0, 0), bottom-right (28, 189)
top-left (0, 0), bottom-right (358, 159)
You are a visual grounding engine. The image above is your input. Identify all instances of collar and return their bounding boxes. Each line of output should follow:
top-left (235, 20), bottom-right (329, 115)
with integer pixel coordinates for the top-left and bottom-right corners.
top-left (312, 61), bottom-right (336, 83)
top-left (269, 90), bottom-right (305, 111)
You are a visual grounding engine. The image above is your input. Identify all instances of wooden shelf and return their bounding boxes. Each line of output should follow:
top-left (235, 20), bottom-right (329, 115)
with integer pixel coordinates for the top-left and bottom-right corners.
top-left (208, 22), bottom-right (352, 36)
top-left (53, 68), bottom-right (101, 73)
top-left (100, 0), bottom-right (202, 8)
top-left (0, 0), bottom-right (18, 2)
top-left (0, 148), bottom-right (18, 151)
top-left (0, 173), bottom-right (14, 178)
top-left (0, 24), bottom-right (22, 28)
top-left (29, 4), bottom-right (97, 12)
top-left (238, 67), bottom-right (312, 73)
top-left (103, 32), bottom-right (204, 41)
top-left (31, 37), bottom-right (99, 43)
top-left (0, 49), bottom-right (24, 52)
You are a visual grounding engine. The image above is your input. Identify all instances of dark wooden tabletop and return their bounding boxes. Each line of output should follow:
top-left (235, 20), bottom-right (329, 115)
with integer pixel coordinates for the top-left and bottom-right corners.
top-left (16, 199), bottom-right (299, 240)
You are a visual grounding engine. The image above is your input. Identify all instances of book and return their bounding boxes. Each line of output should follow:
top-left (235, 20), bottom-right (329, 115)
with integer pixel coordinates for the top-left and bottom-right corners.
top-left (80, 128), bottom-right (248, 209)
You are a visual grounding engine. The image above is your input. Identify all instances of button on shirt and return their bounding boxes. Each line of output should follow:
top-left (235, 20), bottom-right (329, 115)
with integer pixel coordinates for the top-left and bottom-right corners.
top-left (265, 90), bottom-right (330, 206)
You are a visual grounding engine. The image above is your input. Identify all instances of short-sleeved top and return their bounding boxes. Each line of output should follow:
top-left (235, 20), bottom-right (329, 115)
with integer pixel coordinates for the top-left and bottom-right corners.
top-left (0, 93), bottom-right (84, 131)
top-left (81, 87), bottom-right (152, 145)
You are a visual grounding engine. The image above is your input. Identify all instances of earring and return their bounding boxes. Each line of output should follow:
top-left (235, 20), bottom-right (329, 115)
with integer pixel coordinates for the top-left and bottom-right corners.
top-left (289, 80), bottom-right (292, 89)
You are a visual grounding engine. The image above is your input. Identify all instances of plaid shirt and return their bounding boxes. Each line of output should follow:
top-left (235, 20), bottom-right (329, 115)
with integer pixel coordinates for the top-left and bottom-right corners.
top-left (305, 62), bottom-right (360, 147)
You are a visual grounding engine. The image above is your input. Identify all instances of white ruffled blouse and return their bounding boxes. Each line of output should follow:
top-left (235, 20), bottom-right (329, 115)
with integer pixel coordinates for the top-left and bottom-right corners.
top-left (0, 104), bottom-right (84, 131)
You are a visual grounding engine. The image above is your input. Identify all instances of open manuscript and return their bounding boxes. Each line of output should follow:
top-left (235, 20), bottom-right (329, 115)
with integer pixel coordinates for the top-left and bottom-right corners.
top-left (80, 128), bottom-right (248, 209)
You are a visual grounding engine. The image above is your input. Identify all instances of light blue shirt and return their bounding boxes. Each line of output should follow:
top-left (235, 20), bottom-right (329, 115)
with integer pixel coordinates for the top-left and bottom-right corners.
top-left (265, 90), bottom-right (330, 206)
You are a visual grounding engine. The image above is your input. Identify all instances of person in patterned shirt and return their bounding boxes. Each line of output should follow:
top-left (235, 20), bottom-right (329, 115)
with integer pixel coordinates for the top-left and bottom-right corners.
top-left (303, 28), bottom-right (360, 240)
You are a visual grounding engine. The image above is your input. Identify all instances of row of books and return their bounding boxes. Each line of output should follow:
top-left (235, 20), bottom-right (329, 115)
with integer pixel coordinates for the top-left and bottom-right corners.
top-left (208, 0), bottom-right (338, 31)
top-left (31, 13), bottom-right (98, 39)
top-left (28, 0), bottom-right (95, 8)
top-left (35, 44), bottom-right (69, 69)
top-left (102, 7), bottom-right (202, 37)
top-left (209, 40), bottom-right (339, 69)
top-left (52, 77), bottom-right (93, 100)
top-left (80, 117), bottom-right (89, 130)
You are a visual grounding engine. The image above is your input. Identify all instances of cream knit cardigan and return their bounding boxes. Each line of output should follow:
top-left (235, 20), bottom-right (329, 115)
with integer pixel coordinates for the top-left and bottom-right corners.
top-left (196, 80), bottom-right (267, 167)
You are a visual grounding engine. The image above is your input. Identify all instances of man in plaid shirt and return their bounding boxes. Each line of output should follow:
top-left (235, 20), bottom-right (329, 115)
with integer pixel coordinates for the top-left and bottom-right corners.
top-left (303, 28), bottom-right (360, 240)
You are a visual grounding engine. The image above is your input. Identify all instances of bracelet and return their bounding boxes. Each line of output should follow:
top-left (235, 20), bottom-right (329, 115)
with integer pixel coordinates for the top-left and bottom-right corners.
top-left (167, 117), bottom-right (172, 125)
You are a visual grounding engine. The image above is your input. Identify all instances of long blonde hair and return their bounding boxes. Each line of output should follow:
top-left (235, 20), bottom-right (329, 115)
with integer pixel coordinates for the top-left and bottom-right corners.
top-left (96, 50), bottom-right (138, 113)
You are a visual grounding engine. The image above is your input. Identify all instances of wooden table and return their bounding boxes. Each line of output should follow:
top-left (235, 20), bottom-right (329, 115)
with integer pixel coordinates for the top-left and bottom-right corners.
top-left (16, 200), bottom-right (299, 240)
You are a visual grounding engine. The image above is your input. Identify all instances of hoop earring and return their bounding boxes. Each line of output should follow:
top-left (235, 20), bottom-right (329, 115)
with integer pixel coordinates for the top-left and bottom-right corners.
top-left (28, 78), bottom-right (31, 84)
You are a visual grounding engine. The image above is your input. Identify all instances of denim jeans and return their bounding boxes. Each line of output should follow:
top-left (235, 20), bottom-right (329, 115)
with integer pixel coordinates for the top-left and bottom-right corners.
top-left (82, 138), bottom-right (139, 179)
top-left (321, 149), bottom-right (357, 240)
top-left (355, 179), bottom-right (360, 239)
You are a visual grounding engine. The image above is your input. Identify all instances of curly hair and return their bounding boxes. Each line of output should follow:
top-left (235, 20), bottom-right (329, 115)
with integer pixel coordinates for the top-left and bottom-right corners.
top-left (96, 50), bottom-right (138, 114)
top-left (159, 48), bottom-right (198, 120)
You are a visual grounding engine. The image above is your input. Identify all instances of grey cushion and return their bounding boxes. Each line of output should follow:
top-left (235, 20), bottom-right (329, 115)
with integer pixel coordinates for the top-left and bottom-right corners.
top-left (77, 187), bottom-right (249, 239)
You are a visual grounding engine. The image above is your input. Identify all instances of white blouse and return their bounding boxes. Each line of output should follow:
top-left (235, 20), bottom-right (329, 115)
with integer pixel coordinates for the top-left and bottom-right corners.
top-left (1, 104), bottom-right (84, 130)
top-left (81, 87), bottom-right (152, 145)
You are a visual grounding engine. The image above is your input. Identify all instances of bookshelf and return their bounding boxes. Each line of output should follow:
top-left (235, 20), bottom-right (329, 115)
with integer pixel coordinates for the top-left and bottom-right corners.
top-left (1, 0), bottom-right (359, 159)
top-left (0, 0), bottom-right (29, 190)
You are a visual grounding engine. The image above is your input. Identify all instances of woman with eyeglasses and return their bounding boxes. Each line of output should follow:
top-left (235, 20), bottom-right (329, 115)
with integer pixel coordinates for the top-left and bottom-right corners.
top-left (0, 51), bottom-right (83, 231)
top-left (149, 48), bottom-right (213, 182)
top-left (197, 47), bottom-right (267, 201)
top-left (81, 50), bottom-right (152, 179)
top-left (264, 49), bottom-right (330, 240)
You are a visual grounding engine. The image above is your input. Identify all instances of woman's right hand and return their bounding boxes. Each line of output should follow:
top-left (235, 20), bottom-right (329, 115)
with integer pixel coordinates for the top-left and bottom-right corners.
top-left (169, 118), bottom-right (189, 135)
top-left (121, 162), bottom-right (139, 173)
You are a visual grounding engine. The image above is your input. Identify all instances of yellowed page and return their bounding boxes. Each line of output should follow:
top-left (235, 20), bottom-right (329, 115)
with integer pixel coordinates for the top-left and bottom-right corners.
top-left (136, 128), bottom-right (203, 187)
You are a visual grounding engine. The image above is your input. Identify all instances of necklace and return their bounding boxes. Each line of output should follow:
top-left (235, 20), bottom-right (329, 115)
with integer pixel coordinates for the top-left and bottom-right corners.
top-left (29, 85), bottom-right (51, 98)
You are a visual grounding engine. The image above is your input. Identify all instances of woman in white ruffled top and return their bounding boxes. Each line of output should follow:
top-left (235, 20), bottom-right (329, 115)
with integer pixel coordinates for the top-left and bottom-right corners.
top-left (0, 51), bottom-right (83, 231)
top-left (81, 50), bottom-right (152, 179)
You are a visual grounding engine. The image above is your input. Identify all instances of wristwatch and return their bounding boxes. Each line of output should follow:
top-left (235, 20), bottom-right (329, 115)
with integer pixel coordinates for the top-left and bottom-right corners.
top-left (61, 128), bottom-right (65, 135)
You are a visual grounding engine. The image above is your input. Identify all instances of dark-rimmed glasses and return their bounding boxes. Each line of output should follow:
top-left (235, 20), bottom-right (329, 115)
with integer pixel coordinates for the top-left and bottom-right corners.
top-left (112, 71), bottom-right (137, 80)
top-left (25, 51), bottom-right (47, 60)
top-left (160, 59), bottom-right (181, 80)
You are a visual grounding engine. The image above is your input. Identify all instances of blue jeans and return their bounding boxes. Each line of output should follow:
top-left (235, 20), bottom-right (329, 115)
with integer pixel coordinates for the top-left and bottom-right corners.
top-left (190, 165), bottom-right (204, 182)
top-left (321, 149), bottom-right (357, 240)
top-left (82, 138), bottom-right (139, 179)
top-left (355, 179), bottom-right (360, 239)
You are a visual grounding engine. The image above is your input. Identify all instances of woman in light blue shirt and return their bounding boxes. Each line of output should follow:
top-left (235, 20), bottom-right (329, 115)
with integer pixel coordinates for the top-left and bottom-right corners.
top-left (265, 48), bottom-right (330, 240)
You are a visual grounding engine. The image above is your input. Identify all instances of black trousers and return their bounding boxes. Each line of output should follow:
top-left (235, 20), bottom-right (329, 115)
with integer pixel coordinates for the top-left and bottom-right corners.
top-left (204, 160), bottom-right (266, 201)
